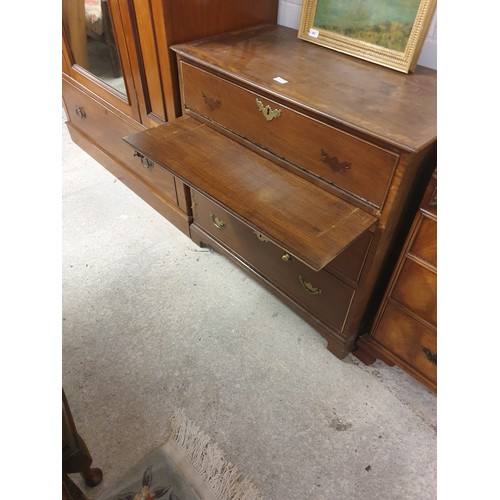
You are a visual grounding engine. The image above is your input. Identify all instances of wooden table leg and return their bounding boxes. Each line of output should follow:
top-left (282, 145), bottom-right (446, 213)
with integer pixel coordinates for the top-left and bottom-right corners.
top-left (62, 389), bottom-right (103, 498)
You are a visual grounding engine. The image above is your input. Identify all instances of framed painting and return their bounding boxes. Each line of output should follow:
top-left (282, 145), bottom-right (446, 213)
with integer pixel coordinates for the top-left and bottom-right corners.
top-left (298, 0), bottom-right (436, 73)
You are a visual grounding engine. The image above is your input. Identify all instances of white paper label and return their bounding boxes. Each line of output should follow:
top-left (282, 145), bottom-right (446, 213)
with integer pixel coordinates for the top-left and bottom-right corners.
top-left (273, 76), bottom-right (288, 84)
top-left (309, 28), bottom-right (319, 38)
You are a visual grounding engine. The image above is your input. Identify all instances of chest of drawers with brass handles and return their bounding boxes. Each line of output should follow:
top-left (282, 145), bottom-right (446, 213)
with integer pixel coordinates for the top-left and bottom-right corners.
top-left (124, 25), bottom-right (437, 361)
top-left (356, 171), bottom-right (437, 391)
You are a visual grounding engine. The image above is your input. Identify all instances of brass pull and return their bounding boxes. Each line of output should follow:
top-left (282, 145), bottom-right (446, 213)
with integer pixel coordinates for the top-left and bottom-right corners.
top-left (75, 106), bottom-right (86, 119)
top-left (256, 98), bottom-right (282, 122)
top-left (281, 253), bottom-right (291, 262)
top-left (320, 149), bottom-right (351, 172)
top-left (133, 151), bottom-right (154, 169)
top-left (254, 231), bottom-right (269, 243)
top-left (210, 213), bottom-right (226, 229)
top-left (422, 348), bottom-right (437, 366)
top-left (299, 275), bottom-right (322, 295)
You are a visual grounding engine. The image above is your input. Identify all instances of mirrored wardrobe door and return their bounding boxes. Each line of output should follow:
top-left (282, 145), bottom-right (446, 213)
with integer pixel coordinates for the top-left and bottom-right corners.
top-left (62, 0), bottom-right (141, 120)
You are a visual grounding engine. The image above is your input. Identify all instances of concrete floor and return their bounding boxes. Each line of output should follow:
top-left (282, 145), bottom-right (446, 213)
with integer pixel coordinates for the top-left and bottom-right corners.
top-left (62, 115), bottom-right (437, 499)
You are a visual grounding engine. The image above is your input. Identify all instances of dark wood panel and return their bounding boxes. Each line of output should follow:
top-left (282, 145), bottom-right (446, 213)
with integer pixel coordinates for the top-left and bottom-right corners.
top-left (162, 0), bottom-right (279, 45)
top-left (124, 116), bottom-right (378, 271)
top-left (132, 0), bottom-right (166, 123)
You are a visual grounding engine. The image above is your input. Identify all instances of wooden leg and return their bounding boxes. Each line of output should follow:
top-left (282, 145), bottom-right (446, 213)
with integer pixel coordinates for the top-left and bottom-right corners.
top-left (80, 464), bottom-right (104, 487)
top-left (63, 389), bottom-right (103, 495)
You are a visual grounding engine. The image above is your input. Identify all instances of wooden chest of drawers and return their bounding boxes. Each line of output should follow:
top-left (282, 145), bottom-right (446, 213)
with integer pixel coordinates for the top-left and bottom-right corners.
top-left (123, 25), bottom-right (437, 359)
top-left (356, 172), bottom-right (437, 391)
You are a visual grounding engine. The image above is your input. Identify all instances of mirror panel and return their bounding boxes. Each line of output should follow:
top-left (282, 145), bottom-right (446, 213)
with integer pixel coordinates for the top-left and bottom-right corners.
top-left (62, 0), bottom-right (126, 95)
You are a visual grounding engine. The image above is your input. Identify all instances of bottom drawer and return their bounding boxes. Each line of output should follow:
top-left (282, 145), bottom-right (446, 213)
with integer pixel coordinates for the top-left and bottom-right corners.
top-left (372, 302), bottom-right (436, 385)
top-left (63, 78), bottom-right (178, 206)
top-left (192, 190), bottom-right (355, 332)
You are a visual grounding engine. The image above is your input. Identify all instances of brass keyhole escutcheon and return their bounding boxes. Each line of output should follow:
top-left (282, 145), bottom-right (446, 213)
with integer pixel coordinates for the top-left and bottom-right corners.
top-left (210, 213), bottom-right (226, 229)
top-left (282, 253), bottom-right (291, 262)
top-left (256, 98), bottom-right (282, 122)
top-left (254, 231), bottom-right (269, 243)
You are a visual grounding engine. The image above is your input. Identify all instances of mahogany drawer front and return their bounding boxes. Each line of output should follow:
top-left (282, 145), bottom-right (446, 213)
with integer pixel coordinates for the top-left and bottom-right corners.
top-left (63, 79), bottom-right (178, 205)
top-left (192, 190), bottom-right (354, 332)
top-left (372, 302), bottom-right (436, 386)
top-left (181, 62), bottom-right (398, 208)
top-left (409, 215), bottom-right (436, 268)
top-left (391, 258), bottom-right (437, 327)
top-left (325, 231), bottom-right (372, 285)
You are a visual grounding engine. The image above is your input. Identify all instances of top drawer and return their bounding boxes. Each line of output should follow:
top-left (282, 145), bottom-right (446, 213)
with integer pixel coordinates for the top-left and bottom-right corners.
top-left (180, 62), bottom-right (399, 208)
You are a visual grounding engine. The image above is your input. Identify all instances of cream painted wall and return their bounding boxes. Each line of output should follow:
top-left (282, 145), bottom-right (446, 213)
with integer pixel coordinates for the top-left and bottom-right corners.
top-left (277, 0), bottom-right (437, 70)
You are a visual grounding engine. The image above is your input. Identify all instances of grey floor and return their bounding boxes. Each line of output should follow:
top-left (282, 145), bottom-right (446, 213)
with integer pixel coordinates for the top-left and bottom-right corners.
top-left (62, 114), bottom-right (437, 500)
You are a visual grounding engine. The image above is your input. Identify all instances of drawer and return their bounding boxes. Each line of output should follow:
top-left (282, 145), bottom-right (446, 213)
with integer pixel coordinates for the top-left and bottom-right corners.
top-left (325, 231), bottom-right (372, 285)
top-left (372, 302), bottom-right (436, 386)
top-left (409, 215), bottom-right (436, 268)
top-left (391, 258), bottom-right (437, 326)
top-left (192, 190), bottom-right (355, 332)
top-left (63, 79), bottom-right (178, 206)
top-left (180, 62), bottom-right (399, 208)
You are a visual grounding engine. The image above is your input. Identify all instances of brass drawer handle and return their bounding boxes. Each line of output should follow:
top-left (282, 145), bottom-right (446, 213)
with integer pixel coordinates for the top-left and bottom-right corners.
top-left (210, 212), bottom-right (226, 229)
top-left (422, 347), bottom-right (437, 366)
top-left (256, 98), bottom-right (282, 122)
top-left (320, 149), bottom-right (351, 172)
top-left (75, 106), bottom-right (86, 119)
top-left (282, 253), bottom-right (291, 262)
top-left (133, 151), bottom-right (154, 169)
top-left (299, 275), bottom-right (322, 295)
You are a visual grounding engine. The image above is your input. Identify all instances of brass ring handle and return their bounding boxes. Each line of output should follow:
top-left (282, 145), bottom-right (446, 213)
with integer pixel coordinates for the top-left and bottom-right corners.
top-left (299, 275), bottom-right (322, 295)
top-left (133, 151), bottom-right (154, 169)
top-left (256, 98), bottom-right (282, 122)
top-left (422, 347), bottom-right (437, 366)
top-left (75, 106), bottom-right (86, 119)
top-left (210, 212), bottom-right (226, 229)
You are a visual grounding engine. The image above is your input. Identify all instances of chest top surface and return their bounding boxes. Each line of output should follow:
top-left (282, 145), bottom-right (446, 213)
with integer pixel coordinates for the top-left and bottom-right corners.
top-left (172, 25), bottom-right (437, 153)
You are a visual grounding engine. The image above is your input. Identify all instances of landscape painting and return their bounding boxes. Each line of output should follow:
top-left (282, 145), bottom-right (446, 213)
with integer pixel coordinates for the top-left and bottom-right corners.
top-left (314, 0), bottom-right (420, 52)
top-left (298, 0), bottom-right (436, 73)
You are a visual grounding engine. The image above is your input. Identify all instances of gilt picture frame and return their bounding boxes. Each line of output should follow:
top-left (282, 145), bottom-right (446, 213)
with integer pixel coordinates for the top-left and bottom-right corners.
top-left (298, 0), bottom-right (436, 73)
